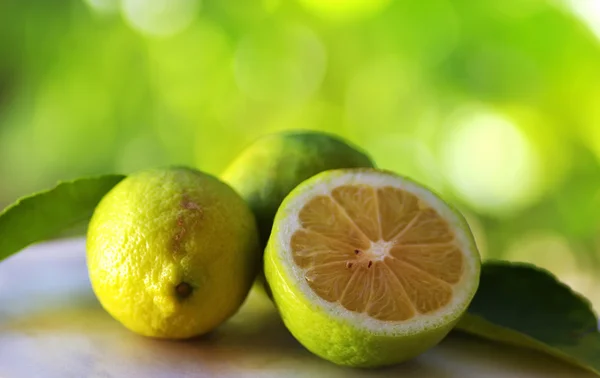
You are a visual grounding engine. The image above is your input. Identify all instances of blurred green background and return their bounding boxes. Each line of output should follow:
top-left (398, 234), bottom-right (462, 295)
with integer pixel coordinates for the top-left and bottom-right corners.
top-left (1, 1), bottom-right (600, 308)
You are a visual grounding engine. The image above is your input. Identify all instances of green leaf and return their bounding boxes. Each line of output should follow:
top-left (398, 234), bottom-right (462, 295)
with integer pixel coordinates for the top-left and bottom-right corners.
top-left (0, 175), bottom-right (125, 262)
top-left (457, 261), bottom-right (600, 375)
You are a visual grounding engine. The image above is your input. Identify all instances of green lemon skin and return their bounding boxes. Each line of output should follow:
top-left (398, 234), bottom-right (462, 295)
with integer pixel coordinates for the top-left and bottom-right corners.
top-left (87, 167), bottom-right (260, 339)
top-left (221, 130), bottom-right (374, 247)
top-left (266, 239), bottom-right (459, 367)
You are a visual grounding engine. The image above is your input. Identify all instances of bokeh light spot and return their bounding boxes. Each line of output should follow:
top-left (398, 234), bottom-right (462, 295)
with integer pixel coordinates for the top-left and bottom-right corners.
top-left (121, 0), bottom-right (200, 37)
top-left (565, 0), bottom-right (600, 41)
top-left (85, 0), bottom-right (120, 15)
top-left (298, 0), bottom-right (392, 22)
top-left (442, 109), bottom-right (542, 214)
top-left (234, 24), bottom-right (327, 103)
top-left (147, 20), bottom-right (233, 114)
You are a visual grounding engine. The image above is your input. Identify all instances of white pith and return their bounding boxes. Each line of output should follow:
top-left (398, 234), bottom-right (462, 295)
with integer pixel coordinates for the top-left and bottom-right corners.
top-left (276, 170), bottom-right (480, 336)
top-left (366, 240), bottom-right (393, 261)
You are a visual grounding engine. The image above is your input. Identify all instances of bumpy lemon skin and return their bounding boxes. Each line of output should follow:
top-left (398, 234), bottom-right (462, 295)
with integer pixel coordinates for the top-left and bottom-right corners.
top-left (221, 131), bottom-right (374, 247)
top-left (264, 168), bottom-right (481, 367)
top-left (87, 167), bottom-right (260, 339)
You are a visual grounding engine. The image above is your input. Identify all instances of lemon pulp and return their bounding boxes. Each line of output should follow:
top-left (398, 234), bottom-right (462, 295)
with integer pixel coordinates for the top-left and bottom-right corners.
top-left (292, 184), bottom-right (463, 321)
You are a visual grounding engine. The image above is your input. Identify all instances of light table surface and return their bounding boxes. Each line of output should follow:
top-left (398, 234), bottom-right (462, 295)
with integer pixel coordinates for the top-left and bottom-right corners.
top-left (0, 239), bottom-right (595, 378)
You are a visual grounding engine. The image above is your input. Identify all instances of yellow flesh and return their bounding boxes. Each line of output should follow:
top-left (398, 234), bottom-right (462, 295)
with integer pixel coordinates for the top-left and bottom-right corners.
top-left (291, 185), bottom-right (464, 321)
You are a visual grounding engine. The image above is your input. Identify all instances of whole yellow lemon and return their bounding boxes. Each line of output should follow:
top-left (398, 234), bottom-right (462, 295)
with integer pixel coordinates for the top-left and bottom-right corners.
top-left (86, 167), bottom-right (260, 339)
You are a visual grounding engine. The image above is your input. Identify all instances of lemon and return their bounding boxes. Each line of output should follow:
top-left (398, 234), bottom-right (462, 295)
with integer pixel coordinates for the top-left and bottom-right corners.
top-left (86, 167), bottom-right (260, 339)
top-left (222, 131), bottom-right (374, 247)
top-left (265, 168), bottom-right (480, 367)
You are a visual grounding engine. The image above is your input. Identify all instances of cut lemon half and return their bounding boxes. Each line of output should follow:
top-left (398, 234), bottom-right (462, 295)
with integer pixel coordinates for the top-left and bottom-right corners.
top-left (265, 168), bottom-right (480, 367)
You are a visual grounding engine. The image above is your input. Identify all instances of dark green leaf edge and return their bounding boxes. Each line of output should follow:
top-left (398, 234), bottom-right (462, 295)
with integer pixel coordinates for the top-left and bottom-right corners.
top-left (458, 313), bottom-right (600, 375)
top-left (0, 174), bottom-right (125, 262)
top-left (457, 261), bottom-right (600, 375)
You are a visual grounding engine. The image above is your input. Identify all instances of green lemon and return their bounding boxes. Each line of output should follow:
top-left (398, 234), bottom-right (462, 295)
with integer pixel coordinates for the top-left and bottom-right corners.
top-left (265, 168), bottom-right (480, 367)
top-left (221, 130), bottom-right (374, 247)
top-left (86, 167), bottom-right (260, 339)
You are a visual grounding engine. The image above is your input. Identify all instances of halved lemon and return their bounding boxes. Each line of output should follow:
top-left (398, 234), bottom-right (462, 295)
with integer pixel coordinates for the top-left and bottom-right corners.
top-left (265, 168), bottom-right (480, 367)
